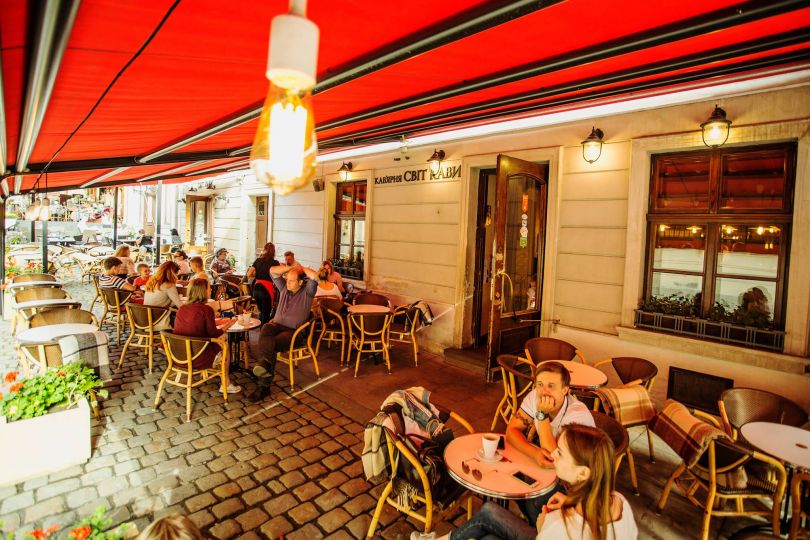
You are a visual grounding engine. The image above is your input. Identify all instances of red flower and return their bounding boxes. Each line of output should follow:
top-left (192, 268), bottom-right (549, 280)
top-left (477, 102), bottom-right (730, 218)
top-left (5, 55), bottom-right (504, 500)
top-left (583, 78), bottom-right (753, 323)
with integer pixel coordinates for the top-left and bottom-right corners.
top-left (70, 525), bottom-right (92, 540)
top-left (4, 371), bottom-right (18, 383)
top-left (9, 382), bottom-right (23, 393)
top-left (30, 526), bottom-right (58, 540)
top-left (57, 370), bottom-right (66, 377)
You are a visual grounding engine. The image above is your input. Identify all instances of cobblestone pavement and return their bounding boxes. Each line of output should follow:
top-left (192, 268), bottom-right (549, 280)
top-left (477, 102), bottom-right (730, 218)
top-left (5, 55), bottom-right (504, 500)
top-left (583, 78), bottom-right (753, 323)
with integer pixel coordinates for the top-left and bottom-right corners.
top-left (0, 274), bottom-right (474, 539)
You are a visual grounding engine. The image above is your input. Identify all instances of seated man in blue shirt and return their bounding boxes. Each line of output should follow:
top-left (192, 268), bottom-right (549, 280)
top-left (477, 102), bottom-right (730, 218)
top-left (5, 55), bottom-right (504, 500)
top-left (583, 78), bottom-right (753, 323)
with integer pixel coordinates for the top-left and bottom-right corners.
top-left (249, 264), bottom-right (318, 401)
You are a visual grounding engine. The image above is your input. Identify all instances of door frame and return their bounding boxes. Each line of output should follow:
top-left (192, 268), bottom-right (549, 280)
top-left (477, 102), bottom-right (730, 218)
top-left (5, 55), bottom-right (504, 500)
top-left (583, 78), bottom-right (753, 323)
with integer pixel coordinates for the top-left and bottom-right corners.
top-left (472, 168), bottom-right (495, 348)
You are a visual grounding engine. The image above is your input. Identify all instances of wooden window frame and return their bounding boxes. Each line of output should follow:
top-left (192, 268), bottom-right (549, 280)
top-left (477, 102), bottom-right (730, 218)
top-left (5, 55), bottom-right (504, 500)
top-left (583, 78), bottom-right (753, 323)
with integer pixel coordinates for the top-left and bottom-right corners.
top-left (333, 180), bottom-right (366, 278)
top-left (644, 142), bottom-right (796, 329)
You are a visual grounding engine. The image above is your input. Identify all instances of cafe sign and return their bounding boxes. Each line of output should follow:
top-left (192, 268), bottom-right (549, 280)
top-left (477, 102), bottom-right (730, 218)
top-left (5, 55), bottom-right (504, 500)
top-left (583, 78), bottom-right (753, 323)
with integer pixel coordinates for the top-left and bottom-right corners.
top-left (373, 160), bottom-right (461, 187)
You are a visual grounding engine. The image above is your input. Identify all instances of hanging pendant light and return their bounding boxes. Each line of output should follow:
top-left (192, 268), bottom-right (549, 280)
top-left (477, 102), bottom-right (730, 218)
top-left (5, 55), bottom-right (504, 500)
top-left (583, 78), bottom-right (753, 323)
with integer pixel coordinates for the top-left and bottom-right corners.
top-left (250, 0), bottom-right (320, 196)
top-left (25, 197), bottom-right (40, 220)
top-left (39, 195), bottom-right (51, 221)
top-left (700, 105), bottom-right (732, 147)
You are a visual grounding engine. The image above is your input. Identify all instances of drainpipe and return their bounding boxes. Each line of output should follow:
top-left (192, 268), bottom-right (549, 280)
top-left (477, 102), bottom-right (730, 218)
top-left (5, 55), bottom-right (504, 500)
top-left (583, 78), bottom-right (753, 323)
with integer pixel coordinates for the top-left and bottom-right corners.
top-left (112, 187), bottom-right (119, 249)
top-left (155, 181), bottom-right (163, 265)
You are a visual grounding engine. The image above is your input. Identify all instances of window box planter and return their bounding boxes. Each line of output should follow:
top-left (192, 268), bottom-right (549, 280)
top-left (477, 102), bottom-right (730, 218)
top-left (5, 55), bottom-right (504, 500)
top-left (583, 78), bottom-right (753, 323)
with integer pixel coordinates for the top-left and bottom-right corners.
top-left (0, 398), bottom-right (91, 486)
top-left (634, 310), bottom-right (785, 352)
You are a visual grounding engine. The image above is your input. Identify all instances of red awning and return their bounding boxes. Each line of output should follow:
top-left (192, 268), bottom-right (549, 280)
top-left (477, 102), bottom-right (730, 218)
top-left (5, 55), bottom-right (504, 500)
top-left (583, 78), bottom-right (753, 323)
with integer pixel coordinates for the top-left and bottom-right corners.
top-left (2, 0), bottom-right (809, 191)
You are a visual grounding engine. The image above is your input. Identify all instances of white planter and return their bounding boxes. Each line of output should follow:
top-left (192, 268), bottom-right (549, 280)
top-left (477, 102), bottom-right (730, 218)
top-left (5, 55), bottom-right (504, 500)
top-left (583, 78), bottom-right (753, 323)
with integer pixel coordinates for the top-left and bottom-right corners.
top-left (0, 398), bottom-right (91, 486)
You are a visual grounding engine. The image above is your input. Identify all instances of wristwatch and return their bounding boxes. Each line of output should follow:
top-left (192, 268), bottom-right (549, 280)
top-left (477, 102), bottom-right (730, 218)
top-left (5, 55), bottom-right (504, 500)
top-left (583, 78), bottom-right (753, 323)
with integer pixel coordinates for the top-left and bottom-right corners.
top-left (535, 410), bottom-right (547, 421)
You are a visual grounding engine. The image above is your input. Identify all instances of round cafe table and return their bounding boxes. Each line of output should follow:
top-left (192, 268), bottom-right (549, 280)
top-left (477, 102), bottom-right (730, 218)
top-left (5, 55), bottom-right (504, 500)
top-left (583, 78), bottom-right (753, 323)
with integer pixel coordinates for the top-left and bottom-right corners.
top-left (16, 323), bottom-right (99, 346)
top-left (444, 432), bottom-right (557, 501)
top-left (217, 317), bottom-right (261, 370)
top-left (539, 359), bottom-right (607, 389)
top-left (347, 304), bottom-right (390, 314)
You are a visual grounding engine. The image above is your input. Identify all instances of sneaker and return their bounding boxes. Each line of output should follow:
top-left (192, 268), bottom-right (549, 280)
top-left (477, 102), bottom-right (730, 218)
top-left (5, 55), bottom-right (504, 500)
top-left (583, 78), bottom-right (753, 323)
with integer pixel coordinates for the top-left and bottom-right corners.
top-left (252, 364), bottom-right (270, 378)
top-left (410, 533), bottom-right (436, 540)
top-left (222, 384), bottom-right (241, 394)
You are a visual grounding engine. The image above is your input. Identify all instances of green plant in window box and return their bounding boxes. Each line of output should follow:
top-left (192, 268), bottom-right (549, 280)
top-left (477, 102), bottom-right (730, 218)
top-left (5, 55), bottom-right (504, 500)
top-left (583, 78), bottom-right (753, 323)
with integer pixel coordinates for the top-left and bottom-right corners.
top-left (639, 294), bottom-right (697, 317)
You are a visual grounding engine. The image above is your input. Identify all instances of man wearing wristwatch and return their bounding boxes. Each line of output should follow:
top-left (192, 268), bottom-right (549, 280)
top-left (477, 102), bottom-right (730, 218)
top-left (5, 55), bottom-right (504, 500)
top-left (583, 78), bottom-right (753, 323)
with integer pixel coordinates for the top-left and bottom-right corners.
top-left (505, 361), bottom-right (594, 524)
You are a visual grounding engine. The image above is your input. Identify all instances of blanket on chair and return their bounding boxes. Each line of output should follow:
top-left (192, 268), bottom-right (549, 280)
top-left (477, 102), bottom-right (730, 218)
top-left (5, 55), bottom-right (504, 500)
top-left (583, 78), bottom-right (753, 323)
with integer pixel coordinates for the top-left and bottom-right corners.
top-left (649, 399), bottom-right (727, 468)
top-left (594, 385), bottom-right (656, 426)
top-left (58, 332), bottom-right (111, 381)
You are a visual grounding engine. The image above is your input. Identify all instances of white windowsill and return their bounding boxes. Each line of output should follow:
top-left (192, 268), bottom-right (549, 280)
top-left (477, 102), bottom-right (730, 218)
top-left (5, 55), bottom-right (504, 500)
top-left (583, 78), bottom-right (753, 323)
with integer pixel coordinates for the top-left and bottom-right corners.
top-left (616, 325), bottom-right (810, 375)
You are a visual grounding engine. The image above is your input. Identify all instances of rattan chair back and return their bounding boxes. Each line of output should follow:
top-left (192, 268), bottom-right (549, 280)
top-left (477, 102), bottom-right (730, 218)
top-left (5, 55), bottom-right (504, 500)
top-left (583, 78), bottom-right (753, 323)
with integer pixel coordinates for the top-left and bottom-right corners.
top-left (720, 388), bottom-right (808, 436)
top-left (14, 287), bottom-right (69, 303)
top-left (524, 337), bottom-right (577, 364)
top-left (354, 292), bottom-right (390, 307)
top-left (127, 303), bottom-right (170, 331)
top-left (11, 273), bottom-right (57, 283)
top-left (611, 357), bottom-right (658, 390)
top-left (29, 308), bottom-right (96, 327)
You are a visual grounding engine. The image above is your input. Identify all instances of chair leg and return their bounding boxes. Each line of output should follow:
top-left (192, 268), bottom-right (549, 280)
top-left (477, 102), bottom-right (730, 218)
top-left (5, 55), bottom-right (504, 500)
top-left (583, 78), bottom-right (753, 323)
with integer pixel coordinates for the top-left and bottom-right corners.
top-left (700, 487), bottom-right (716, 540)
top-left (626, 448), bottom-right (640, 495)
top-left (656, 462), bottom-right (686, 513)
top-left (646, 427), bottom-right (656, 463)
top-left (118, 332), bottom-right (134, 369)
top-left (491, 395), bottom-right (508, 431)
top-left (99, 306), bottom-right (108, 330)
top-left (147, 335), bottom-right (154, 373)
top-left (412, 337), bottom-right (418, 367)
top-left (154, 369), bottom-right (171, 408)
top-left (186, 382), bottom-right (192, 422)
top-left (366, 481), bottom-right (393, 538)
top-left (354, 347), bottom-right (362, 378)
top-left (383, 344), bottom-right (391, 375)
top-left (289, 354), bottom-right (295, 390)
top-left (309, 344), bottom-right (320, 379)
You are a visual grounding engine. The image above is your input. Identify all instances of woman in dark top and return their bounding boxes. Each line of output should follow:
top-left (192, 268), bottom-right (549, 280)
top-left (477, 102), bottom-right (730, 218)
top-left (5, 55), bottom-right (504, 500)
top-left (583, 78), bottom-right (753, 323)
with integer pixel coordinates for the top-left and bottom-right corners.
top-left (173, 278), bottom-right (241, 394)
top-left (246, 242), bottom-right (280, 324)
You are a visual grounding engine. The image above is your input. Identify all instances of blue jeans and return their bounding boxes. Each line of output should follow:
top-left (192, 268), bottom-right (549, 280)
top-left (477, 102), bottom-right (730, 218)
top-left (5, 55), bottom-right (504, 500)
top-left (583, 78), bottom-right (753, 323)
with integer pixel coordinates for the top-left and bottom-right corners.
top-left (450, 502), bottom-right (536, 540)
top-left (517, 488), bottom-right (556, 525)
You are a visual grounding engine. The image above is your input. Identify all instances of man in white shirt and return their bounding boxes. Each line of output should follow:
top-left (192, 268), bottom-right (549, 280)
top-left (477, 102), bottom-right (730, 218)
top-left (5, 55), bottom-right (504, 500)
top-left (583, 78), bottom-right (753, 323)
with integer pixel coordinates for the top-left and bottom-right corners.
top-left (505, 361), bottom-right (595, 524)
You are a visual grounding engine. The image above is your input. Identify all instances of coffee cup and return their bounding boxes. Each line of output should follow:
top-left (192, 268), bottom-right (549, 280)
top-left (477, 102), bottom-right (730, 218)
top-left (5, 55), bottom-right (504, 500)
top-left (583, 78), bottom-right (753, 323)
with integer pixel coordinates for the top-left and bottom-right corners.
top-left (240, 313), bottom-right (251, 325)
top-left (482, 433), bottom-right (499, 459)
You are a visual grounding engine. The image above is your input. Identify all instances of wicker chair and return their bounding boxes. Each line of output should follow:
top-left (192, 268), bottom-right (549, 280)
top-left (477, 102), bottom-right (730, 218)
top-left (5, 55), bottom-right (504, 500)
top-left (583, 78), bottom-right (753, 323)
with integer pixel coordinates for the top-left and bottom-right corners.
top-left (348, 312), bottom-right (393, 377)
top-left (11, 287), bottom-right (73, 333)
top-left (490, 354), bottom-right (534, 430)
top-left (119, 304), bottom-right (171, 372)
top-left (354, 292), bottom-right (391, 307)
top-left (89, 274), bottom-right (102, 311)
top-left (314, 297), bottom-right (347, 364)
top-left (99, 288), bottom-right (134, 345)
top-left (591, 410), bottom-right (630, 477)
top-left (592, 357), bottom-right (658, 392)
top-left (276, 319), bottom-right (320, 390)
top-left (156, 331), bottom-right (230, 422)
top-left (366, 402), bottom-right (474, 538)
top-left (220, 275), bottom-right (245, 298)
top-left (524, 337), bottom-right (587, 365)
top-left (29, 308), bottom-right (97, 327)
top-left (388, 303), bottom-right (423, 366)
top-left (718, 388), bottom-right (809, 440)
top-left (789, 471), bottom-right (810, 540)
top-left (18, 309), bottom-right (98, 375)
top-left (652, 401), bottom-right (787, 539)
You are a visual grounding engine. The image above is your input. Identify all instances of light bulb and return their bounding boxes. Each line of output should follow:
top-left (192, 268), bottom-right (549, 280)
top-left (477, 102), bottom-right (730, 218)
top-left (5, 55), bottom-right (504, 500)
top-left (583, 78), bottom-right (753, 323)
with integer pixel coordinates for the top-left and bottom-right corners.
top-left (251, 84), bottom-right (317, 195)
top-left (429, 159), bottom-right (441, 175)
top-left (756, 226), bottom-right (764, 235)
top-left (39, 197), bottom-right (50, 221)
top-left (582, 140), bottom-right (602, 163)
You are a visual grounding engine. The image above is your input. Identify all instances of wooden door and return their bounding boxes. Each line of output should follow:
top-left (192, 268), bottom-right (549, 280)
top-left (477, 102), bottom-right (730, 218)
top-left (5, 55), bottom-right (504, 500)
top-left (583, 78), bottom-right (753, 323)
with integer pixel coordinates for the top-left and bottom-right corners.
top-left (255, 196), bottom-right (268, 258)
top-left (486, 154), bottom-right (548, 379)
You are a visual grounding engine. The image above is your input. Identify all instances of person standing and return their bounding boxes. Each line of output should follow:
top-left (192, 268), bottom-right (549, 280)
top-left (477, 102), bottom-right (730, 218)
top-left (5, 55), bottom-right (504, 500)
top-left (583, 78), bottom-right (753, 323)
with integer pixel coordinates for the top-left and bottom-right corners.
top-left (246, 242), bottom-right (280, 324)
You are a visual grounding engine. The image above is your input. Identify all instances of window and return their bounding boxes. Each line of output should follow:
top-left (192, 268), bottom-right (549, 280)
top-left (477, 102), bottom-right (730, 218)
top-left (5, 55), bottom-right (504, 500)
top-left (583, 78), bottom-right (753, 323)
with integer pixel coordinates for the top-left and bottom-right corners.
top-left (333, 180), bottom-right (366, 278)
top-left (644, 143), bottom-right (795, 333)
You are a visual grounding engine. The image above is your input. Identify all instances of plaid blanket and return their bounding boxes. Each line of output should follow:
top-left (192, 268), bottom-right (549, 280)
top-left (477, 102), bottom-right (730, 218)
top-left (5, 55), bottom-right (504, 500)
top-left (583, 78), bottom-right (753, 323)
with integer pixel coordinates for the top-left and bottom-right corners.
top-left (594, 386), bottom-right (656, 426)
top-left (58, 332), bottom-right (111, 381)
top-left (649, 399), bottom-right (728, 468)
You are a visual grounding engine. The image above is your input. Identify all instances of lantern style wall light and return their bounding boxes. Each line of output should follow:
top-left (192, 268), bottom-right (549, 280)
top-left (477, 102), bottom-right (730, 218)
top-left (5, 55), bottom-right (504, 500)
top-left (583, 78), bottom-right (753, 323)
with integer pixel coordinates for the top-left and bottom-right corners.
top-left (337, 162), bottom-right (353, 181)
top-left (700, 105), bottom-right (732, 148)
top-left (428, 149), bottom-right (445, 175)
top-left (250, 0), bottom-right (319, 196)
top-left (581, 127), bottom-right (604, 163)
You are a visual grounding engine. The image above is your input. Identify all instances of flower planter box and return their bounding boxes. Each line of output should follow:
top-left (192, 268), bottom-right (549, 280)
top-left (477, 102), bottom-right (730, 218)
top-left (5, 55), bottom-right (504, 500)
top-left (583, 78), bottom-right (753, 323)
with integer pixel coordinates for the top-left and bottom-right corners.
top-left (634, 310), bottom-right (785, 352)
top-left (0, 398), bottom-right (91, 486)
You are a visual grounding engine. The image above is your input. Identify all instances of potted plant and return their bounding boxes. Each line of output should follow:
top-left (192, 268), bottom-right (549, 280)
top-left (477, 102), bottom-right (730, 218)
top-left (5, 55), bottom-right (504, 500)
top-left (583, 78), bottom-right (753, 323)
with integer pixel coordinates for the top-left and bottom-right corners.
top-left (0, 506), bottom-right (136, 540)
top-left (0, 363), bottom-right (107, 486)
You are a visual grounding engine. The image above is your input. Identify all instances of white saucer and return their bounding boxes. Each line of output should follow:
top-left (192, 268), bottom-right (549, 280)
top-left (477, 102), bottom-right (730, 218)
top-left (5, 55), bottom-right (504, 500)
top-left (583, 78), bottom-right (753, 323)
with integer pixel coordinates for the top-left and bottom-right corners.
top-left (476, 448), bottom-right (502, 463)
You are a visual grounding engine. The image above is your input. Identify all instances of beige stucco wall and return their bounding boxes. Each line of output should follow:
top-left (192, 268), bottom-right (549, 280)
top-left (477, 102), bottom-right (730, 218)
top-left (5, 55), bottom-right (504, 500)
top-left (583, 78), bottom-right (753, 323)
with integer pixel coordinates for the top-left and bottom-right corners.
top-left (204, 82), bottom-right (810, 407)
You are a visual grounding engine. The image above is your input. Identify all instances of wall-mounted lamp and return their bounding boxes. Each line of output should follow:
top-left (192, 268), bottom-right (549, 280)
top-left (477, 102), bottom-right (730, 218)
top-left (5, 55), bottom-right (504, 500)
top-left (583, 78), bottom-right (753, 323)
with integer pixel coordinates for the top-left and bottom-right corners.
top-left (337, 162), bottom-right (353, 181)
top-left (700, 105), bottom-right (732, 148)
top-left (581, 127), bottom-right (604, 163)
top-left (428, 149), bottom-right (445, 175)
top-left (312, 178), bottom-right (325, 192)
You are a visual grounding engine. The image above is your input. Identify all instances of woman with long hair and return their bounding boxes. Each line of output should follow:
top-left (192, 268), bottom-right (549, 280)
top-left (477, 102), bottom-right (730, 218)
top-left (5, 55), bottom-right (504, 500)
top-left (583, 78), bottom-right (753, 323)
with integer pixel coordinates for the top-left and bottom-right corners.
top-left (322, 259), bottom-right (345, 293)
top-left (315, 265), bottom-right (343, 300)
top-left (246, 242), bottom-right (280, 324)
top-left (173, 278), bottom-right (240, 394)
top-left (412, 424), bottom-right (637, 540)
top-left (113, 245), bottom-right (136, 275)
top-left (144, 260), bottom-right (183, 309)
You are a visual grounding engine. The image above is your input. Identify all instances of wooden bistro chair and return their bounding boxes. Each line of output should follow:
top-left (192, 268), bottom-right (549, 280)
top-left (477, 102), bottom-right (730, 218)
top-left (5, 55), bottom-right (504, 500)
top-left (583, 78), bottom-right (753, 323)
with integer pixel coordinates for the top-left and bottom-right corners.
top-left (99, 288), bottom-right (134, 345)
top-left (276, 319), bottom-right (320, 390)
top-left (10, 273), bottom-right (57, 284)
top-left (389, 303), bottom-right (423, 367)
top-left (490, 354), bottom-right (534, 430)
top-left (367, 402), bottom-right (474, 538)
top-left (156, 331), bottom-right (231, 422)
top-left (314, 297), bottom-right (347, 364)
top-left (593, 356), bottom-right (658, 392)
top-left (119, 303), bottom-right (171, 373)
top-left (524, 337), bottom-right (587, 365)
top-left (718, 387), bottom-right (809, 441)
top-left (790, 471), bottom-right (810, 540)
top-left (220, 275), bottom-right (244, 298)
top-left (18, 309), bottom-right (98, 375)
top-left (651, 400), bottom-right (787, 540)
top-left (591, 411), bottom-right (631, 479)
top-left (29, 308), bottom-right (97, 328)
top-left (354, 292), bottom-right (391, 307)
top-left (348, 311), bottom-right (393, 377)
top-left (11, 286), bottom-right (72, 333)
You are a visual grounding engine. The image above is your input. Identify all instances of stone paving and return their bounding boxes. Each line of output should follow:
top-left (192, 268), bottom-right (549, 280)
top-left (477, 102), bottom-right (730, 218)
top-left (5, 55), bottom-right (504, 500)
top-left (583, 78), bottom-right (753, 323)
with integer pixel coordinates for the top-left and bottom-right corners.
top-left (0, 274), bottom-right (475, 539)
top-left (0, 272), bottom-right (777, 539)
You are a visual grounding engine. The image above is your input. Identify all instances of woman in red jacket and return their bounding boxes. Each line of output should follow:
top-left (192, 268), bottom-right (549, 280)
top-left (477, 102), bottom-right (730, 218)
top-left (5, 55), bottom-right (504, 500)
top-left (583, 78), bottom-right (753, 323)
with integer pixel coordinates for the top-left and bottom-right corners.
top-left (173, 278), bottom-right (241, 394)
